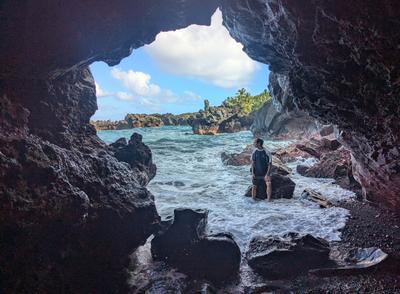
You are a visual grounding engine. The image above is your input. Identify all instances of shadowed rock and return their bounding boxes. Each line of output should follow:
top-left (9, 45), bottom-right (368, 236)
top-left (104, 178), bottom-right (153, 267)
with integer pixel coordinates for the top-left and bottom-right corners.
top-left (246, 233), bottom-right (331, 279)
top-left (245, 174), bottom-right (295, 200)
top-left (109, 133), bottom-right (157, 186)
top-left (151, 208), bottom-right (241, 281)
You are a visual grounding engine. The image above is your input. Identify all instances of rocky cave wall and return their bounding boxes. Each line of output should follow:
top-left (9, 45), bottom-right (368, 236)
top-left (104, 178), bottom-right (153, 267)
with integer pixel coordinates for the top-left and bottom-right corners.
top-left (1, 0), bottom-right (399, 292)
top-left (0, 0), bottom-right (218, 292)
top-left (221, 0), bottom-right (400, 210)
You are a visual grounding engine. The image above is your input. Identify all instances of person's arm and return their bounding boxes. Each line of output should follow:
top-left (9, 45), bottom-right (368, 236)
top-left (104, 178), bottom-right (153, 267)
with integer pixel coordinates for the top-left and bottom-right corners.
top-left (265, 151), bottom-right (272, 178)
top-left (251, 152), bottom-right (256, 178)
top-left (266, 162), bottom-right (272, 176)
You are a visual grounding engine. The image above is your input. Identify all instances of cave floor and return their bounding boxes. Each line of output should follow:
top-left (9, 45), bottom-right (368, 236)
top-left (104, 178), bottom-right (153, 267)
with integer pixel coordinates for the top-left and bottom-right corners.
top-left (289, 199), bottom-right (400, 294)
top-left (129, 198), bottom-right (400, 293)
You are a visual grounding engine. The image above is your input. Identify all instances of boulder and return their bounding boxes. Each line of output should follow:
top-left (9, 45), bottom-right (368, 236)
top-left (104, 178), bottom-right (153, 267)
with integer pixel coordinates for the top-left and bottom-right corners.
top-left (310, 247), bottom-right (388, 276)
top-left (221, 147), bottom-right (291, 175)
top-left (301, 189), bottom-right (332, 208)
top-left (274, 145), bottom-right (316, 163)
top-left (271, 156), bottom-right (291, 176)
top-left (192, 119), bottom-right (220, 135)
top-left (246, 233), bottom-right (331, 279)
top-left (109, 133), bottom-right (157, 186)
top-left (319, 125), bottom-right (335, 137)
top-left (151, 208), bottom-right (241, 281)
top-left (244, 174), bottom-right (295, 200)
top-left (296, 165), bottom-right (309, 176)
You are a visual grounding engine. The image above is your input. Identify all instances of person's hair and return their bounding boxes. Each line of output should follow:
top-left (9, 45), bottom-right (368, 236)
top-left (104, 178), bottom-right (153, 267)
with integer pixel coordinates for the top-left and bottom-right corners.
top-left (256, 138), bottom-right (264, 147)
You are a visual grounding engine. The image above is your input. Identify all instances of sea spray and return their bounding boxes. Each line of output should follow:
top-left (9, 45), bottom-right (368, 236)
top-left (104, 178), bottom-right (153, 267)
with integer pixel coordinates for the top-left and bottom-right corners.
top-left (98, 126), bottom-right (354, 250)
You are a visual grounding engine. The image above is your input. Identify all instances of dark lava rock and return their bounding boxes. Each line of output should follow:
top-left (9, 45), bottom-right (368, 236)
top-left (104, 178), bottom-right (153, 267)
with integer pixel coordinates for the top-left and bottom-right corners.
top-left (109, 133), bottom-right (157, 186)
top-left (320, 125), bottom-right (335, 137)
top-left (0, 69), bottom-right (160, 293)
top-left (221, 146), bottom-right (291, 175)
top-left (246, 233), bottom-right (331, 279)
top-left (299, 147), bottom-right (361, 192)
top-left (245, 174), bottom-right (295, 200)
top-left (151, 208), bottom-right (241, 281)
top-left (296, 165), bottom-right (310, 176)
top-left (221, 1), bottom-right (400, 210)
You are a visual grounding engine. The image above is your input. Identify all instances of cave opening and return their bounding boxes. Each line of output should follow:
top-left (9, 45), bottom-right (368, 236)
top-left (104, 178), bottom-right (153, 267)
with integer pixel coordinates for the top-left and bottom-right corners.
top-left (1, 1), bottom-right (399, 293)
top-left (86, 7), bottom-right (363, 291)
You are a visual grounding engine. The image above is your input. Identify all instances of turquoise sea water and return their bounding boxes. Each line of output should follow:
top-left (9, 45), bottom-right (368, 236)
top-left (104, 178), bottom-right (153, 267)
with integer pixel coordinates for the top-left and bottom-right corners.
top-left (97, 126), bottom-right (354, 249)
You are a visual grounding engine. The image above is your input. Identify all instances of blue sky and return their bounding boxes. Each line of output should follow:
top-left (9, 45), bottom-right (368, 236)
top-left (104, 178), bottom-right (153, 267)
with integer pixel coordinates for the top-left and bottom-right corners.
top-left (91, 9), bottom-right (270, 121)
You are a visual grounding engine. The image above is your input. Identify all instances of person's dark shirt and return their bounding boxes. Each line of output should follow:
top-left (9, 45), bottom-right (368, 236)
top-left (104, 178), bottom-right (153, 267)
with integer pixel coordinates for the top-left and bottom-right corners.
top-left (251, 148), bottom-right (272, 178)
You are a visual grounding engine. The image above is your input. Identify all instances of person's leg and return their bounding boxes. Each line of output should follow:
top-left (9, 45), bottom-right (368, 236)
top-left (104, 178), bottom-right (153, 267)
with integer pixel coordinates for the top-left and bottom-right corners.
top-left (266, 176), bottom-right (272, 201)
top-left (252, 178), bottom-right (257, 199)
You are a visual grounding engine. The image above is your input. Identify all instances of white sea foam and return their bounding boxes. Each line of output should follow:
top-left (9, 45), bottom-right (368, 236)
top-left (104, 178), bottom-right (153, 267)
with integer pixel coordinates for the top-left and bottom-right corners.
top-left (98, 126), bottom-right (354, 250)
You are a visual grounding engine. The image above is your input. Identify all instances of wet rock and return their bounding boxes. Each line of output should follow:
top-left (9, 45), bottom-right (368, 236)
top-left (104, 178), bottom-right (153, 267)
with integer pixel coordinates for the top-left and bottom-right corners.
top-left (299, 147), bottom-right (361, 192)
top-left (274, 145), bottom-right (316, 163)
top-left (296, 165), bottom-right (310, 175)
top-left (151, 208), bottom-right (241, 281)
top-left (192, 120), bottom-right (220, 135)
top-left (320, 125), bottom-right (335, 137)
top-left (244, 174), bottom-right (295, 200)
top-left (310, 247), bottom-right (388, 276)
top-left (221, 147), bottom-right (291, 175)
top-left (246, 233), bottom-right (331, 279)
top-left (109, 133), bottom-right (156, 186)
top-left (301, 189), bottom-right (332, 208)
top-left (272, 156), bottom-right (291, 176)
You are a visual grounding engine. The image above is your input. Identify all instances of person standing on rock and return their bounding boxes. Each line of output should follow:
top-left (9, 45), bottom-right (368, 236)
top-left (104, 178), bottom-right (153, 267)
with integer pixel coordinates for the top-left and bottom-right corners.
top-left (251, 138), bottom-right (272, 201)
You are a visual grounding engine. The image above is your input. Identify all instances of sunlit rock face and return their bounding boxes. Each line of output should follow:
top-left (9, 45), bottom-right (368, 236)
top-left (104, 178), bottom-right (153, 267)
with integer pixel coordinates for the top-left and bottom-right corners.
top-left (0, 0), bottom-right (218, 292)
top-left (221, 0), bottom-right (400, 211)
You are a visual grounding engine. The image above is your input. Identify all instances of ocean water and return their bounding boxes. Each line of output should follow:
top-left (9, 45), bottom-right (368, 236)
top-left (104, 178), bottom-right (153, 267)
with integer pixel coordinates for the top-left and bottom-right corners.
top-left (98, 126), bottom-right (354, 250)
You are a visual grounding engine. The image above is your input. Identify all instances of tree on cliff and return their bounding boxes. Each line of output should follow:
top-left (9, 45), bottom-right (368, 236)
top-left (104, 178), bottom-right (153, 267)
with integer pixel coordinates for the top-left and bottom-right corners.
top-left (224, 89), bottom-right (271, 114)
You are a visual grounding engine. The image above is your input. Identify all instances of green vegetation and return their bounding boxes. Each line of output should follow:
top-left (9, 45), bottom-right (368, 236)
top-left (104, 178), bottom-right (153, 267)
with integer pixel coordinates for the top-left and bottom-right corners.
top-left (222, 88), bottom-right (271, 114)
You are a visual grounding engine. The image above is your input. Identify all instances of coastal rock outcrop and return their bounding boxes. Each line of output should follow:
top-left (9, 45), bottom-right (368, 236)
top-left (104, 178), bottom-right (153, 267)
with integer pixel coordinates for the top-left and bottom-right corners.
top-left (109, 133), bottom-right (157, 186)
top-left (244, 173), bottom-right (295, 200)
top-left (250, 96), bottom-right (321, 139)
top-left (246, 233), bottom-right (331, 279)
top-left (151, 208), bottom-right (241, 281)
top-left (221, 0), bottom-right (400, 210)
top-left (192, 101), bottom-right (253, 135)
top-left (221, 146), bottom-right (292, 175)
top-left (92, 113), bottom-right (196, 130)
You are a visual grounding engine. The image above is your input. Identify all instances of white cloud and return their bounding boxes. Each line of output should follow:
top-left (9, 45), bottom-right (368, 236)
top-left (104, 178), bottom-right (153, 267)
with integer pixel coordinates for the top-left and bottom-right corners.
top-left (111, 68), bottom-right (161, 97)
top-left (115, 91), bottom-right (134, 101)
top-left (105, 68), bottom-right (201, 111)
top-left (95, 82), bottom-right (110, 97)
top-left (144, 9), bottom-right (260, 88)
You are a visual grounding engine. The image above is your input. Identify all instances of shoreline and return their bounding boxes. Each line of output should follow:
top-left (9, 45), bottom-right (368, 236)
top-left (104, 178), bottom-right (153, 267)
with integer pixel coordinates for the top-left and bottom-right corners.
top-left (289, 199), bottom-right (400, 293)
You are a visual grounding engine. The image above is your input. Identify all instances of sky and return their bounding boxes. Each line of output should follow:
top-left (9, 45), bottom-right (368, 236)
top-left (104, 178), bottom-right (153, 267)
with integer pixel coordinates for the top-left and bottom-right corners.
top-left (91, 9), bottom-right (270, 121)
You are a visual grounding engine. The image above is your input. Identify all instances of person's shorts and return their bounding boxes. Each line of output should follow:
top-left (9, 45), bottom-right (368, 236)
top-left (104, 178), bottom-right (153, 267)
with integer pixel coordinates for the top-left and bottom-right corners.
top-left (252, 176), bottom-right (267, 186)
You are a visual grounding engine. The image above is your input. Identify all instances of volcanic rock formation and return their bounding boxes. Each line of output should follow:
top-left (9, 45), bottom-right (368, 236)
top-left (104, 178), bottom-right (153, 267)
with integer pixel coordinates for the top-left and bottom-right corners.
top-left (221, 0), bottom-right (400, 210)
top-left (1, 0), bottom-right (399, 292)
top-left (0, 1), bottom-right (219, 292)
